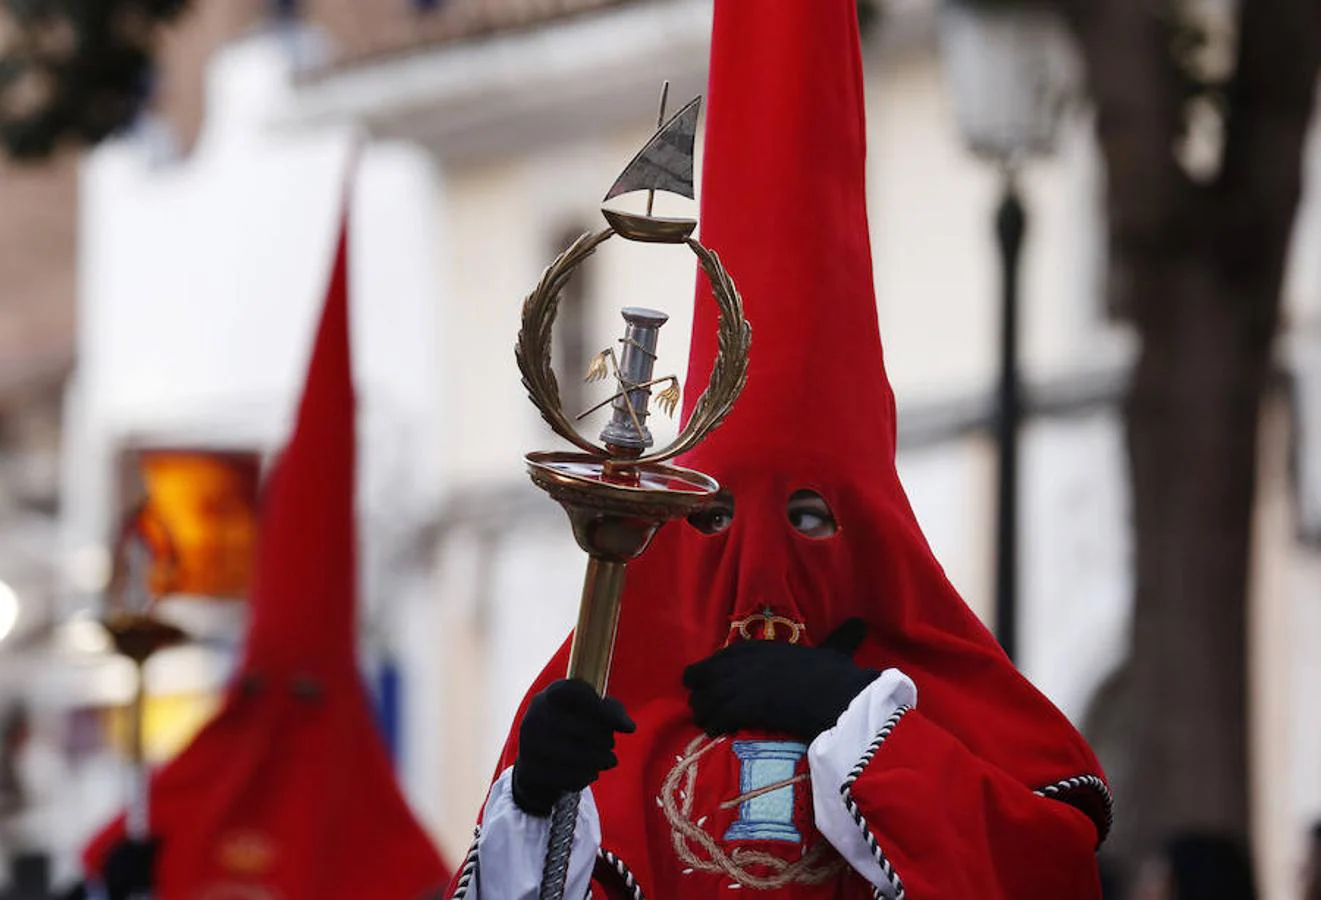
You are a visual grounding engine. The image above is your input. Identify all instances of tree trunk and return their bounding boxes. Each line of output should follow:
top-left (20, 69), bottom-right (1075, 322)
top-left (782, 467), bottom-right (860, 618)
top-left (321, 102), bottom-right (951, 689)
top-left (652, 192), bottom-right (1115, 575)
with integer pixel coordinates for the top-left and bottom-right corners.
top-left (1062, 0), bottom-right (1321, 873)
top-left (1118, 254), bottom-right (1274, 862)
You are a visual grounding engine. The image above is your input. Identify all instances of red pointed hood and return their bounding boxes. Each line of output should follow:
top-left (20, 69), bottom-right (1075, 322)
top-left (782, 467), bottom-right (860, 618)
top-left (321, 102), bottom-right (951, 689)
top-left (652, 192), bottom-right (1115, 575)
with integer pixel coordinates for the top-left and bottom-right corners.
top-left (670, 0), bottom-right (896, 644)
top-left (487, 6), bottom-right (1109, 892)
top-left (240, 216), bottom-right (357, 682)
top-left (85, 213), bottom-right (449, 898)
top-left (612, 0), bottom-right (1105, 819)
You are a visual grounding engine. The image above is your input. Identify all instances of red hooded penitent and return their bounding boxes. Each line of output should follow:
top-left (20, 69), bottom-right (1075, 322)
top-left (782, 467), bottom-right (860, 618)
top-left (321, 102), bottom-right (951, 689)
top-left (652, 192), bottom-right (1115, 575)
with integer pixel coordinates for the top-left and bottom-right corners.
top-left (468, 0), bottom-right (1111, 897)
top-left (86, 213), bottom-right (449, 899)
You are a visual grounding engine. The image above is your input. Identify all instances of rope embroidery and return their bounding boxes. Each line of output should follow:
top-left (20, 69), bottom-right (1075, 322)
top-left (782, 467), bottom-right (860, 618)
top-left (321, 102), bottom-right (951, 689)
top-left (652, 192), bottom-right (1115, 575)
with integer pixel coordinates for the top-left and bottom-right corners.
top-left (839, 704), bottom-right (912, 900)
top-left (660, 734), bottom-right (846, 888)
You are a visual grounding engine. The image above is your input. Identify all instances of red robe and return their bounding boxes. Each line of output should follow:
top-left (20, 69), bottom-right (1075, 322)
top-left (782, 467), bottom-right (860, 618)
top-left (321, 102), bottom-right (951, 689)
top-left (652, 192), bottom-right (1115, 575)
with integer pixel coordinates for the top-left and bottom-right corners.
top-left (452, 0), bottom-right (1110, 896)
top-left (87, 212), bottom-right (449, 899)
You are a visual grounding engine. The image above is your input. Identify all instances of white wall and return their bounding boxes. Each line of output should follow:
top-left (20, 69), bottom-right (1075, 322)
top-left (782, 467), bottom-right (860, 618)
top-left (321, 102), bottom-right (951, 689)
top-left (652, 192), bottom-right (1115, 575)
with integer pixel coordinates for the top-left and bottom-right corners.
top-left (68, 32), bottom-right (445, 597)
top-left (60, 30), bottom-right (448, 863)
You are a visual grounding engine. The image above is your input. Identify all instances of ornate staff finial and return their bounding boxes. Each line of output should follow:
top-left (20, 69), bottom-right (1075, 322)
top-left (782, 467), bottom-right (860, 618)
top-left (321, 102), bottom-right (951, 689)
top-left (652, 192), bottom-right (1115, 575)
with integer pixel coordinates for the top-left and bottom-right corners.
top-left (515, 84), bottom-right (751, 900)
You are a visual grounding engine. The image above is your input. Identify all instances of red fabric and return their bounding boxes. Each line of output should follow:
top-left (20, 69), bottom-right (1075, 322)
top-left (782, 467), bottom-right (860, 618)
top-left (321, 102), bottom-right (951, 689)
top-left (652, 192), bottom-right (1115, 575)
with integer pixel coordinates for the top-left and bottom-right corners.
top-left (85, 215), bottom-right (449, 899)
top-left (847, 710), bottom-right (1101, 899)
top-left (457, 0), bottom-right (1110, 896)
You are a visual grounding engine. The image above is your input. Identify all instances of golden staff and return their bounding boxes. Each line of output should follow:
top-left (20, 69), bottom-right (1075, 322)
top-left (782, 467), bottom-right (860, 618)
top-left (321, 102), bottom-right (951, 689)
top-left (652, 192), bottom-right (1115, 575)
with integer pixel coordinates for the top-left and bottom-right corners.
top-left (100, 514), bottom-right (185, 849)
top-left (515, 88), bottom-right (749, 900)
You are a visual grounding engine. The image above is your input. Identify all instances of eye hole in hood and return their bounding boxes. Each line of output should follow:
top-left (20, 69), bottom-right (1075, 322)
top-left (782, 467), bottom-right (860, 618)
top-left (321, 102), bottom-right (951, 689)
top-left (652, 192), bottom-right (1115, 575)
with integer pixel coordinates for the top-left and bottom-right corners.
top-left (688, 490), bottom-right (735, 535)
top-left (787, 489), bottom-right (837, 538)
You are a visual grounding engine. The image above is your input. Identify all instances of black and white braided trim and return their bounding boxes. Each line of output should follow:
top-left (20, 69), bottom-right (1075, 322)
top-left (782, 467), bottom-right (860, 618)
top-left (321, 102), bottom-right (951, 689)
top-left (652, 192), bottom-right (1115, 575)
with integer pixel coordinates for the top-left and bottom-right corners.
top-left (451, 829), bottom-right (642, 899)
top-left (598, 848), bottom-right (645, 900)
top-left (450, 828), bottom-right (481, 899)
top-left (840, 704), bottom-right (912, 900)
top-left (1034, 774), bottom-right (1115, 842)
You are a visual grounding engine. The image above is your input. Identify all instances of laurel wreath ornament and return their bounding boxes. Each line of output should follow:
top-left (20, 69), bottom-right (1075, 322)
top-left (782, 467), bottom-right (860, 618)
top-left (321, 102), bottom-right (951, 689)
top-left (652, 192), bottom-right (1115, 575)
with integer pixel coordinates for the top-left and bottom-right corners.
top-left (515, 227), bottom-right (751, 464)
top-left (660, 735), bottom-right (846, 890)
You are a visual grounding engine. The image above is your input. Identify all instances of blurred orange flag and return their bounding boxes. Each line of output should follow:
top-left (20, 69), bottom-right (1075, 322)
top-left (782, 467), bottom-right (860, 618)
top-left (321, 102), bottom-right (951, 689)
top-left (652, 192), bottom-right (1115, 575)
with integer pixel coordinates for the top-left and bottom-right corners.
top-left (136, 449), bottom-right (260, 600)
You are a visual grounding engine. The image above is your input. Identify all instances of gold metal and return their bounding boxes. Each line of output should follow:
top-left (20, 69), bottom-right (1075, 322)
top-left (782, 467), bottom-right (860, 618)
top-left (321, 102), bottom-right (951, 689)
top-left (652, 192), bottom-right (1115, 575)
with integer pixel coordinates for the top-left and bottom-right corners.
top-left (567, 558), bottom-right (628, 694)
top-left (526, 452), bottom-right (719, 554)
top-left (125, 659), bottom-right (150, 839)
top-left (517, 230), bottom-right (749, 467)
top-left (101, 611), bottom-right (187, 664)
top-left (99, 490), bottom-right (193, 841)
top-left (100, 510), bottom-right (188, 664)
top-left (601, 209), bottom-right (697, 244)
top-left (585, 349), bottom-right (612, 383)
top-left (517, 229), bottom-right (617, 457)
top-left (517, 223), bottom-right (746, 692)
top-left (129, 661), bottom-right (147, 768)
top-left (518, 170), bottom-right (748, 698)
top-left (729, 610), bottom-right (807, 644)
top-left (655, 378), bottom-right (681, 417)
top-left (520, 233), bottom-right (741, 689)
top-left (525, 85), bottom-right (750, 900)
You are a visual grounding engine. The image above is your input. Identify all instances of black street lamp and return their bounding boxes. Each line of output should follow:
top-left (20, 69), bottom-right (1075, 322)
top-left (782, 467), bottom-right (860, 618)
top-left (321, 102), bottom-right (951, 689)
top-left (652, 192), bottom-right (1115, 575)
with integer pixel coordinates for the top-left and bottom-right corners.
top-left (992, 174), bottom-right (1025, 661)
top-left (939, 0), bottom-right (1076, 662)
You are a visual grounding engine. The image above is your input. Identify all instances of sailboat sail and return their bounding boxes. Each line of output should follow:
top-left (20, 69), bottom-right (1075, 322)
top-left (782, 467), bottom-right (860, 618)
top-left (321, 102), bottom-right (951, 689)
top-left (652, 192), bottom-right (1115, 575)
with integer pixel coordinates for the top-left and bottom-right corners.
top-left (603, 97), bottom-right (701, 202)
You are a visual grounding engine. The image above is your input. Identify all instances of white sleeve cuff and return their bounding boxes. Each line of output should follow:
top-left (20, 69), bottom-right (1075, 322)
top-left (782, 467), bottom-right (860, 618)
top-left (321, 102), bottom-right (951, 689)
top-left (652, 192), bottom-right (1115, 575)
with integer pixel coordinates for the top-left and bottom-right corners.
top-left (808, 668), bottom-right (917, 897)
top-left (470, 767), bottom-right (601, 900)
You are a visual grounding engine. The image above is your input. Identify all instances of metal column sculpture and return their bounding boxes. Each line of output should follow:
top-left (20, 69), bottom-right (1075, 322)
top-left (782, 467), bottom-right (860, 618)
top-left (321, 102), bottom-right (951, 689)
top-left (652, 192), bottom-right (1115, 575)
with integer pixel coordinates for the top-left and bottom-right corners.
top-left (515, 90), bottom-right (750, 899)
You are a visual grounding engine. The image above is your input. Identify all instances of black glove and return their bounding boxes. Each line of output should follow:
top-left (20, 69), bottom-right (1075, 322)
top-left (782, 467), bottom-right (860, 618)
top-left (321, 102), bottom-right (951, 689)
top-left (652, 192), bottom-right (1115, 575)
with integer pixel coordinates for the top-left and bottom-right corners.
top-left (512, 679), bottom-right (636, 817)
top-left (102, 836), bottom-right (158, 900)
top-left (683, 618), bottom-right (878, 740)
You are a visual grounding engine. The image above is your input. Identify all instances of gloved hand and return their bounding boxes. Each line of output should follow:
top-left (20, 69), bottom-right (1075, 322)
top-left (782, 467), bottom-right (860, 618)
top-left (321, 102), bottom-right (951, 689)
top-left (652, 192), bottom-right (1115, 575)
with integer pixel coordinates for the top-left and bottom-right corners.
top-left (512, 679), bottom-right (636, 817)
top-left (683, 618), bottom-right (878, 740)
top-left (102, 836), bottom-right (159, 900)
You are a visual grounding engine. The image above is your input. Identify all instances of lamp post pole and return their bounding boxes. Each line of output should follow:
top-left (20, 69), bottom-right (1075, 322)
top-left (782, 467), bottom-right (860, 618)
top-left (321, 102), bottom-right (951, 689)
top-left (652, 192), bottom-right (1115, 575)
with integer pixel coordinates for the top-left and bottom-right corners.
top-left (939, 0), bottom-right (1074, 662)
top-left (993, 170), bottom-right (1025, 662)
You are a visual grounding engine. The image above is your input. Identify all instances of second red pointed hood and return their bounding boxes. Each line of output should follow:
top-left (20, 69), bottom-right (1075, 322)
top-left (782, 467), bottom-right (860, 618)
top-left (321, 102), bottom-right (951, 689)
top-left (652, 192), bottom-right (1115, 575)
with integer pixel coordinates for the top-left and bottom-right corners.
top-left (85, 211), bottom-right (449, 899)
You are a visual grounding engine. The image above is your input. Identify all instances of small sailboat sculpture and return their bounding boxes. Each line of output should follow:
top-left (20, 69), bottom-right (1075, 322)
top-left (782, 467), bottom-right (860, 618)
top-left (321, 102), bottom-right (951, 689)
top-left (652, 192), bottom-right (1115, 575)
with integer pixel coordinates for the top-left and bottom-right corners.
top-left (602, 94), bottom-right (701, 243)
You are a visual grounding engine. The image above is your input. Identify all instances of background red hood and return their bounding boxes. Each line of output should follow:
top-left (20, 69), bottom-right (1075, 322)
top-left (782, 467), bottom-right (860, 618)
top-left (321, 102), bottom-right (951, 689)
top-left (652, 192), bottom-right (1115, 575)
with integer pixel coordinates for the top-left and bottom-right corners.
top-left (85, 212), bottom-right (449, 899)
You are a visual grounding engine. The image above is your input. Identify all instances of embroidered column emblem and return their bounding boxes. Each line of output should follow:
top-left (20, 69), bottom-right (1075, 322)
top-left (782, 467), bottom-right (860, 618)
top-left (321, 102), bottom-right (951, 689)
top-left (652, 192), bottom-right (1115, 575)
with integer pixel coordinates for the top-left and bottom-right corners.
top-left (661, 734), bottom-right (846, 889)
top-left (723, 740), bottom-right (808, 843)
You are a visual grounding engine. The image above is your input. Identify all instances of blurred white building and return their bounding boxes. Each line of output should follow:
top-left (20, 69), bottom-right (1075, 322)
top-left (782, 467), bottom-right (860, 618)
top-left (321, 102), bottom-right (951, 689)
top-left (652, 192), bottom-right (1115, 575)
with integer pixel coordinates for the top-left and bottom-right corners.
top-left (42, 0), bottom-right (1321, 896)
